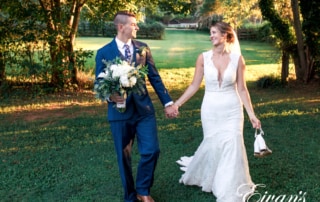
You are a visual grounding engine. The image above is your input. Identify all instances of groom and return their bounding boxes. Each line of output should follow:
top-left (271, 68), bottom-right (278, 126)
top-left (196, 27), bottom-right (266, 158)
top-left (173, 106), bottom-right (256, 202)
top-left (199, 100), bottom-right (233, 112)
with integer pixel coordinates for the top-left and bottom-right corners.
top-left (95, 11), bottom-right (177, 202)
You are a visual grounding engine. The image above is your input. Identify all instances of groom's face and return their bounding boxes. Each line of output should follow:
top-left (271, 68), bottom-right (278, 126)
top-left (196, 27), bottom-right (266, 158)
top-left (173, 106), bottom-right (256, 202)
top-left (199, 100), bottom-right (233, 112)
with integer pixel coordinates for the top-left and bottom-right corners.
top-left (122, 16), bottom-right (139, 39)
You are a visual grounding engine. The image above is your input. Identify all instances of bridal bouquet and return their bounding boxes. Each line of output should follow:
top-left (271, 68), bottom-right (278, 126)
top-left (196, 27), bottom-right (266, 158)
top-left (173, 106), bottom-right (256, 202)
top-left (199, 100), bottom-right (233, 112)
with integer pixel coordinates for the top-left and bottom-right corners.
top-left (94, 57), bottom-right (148, 112)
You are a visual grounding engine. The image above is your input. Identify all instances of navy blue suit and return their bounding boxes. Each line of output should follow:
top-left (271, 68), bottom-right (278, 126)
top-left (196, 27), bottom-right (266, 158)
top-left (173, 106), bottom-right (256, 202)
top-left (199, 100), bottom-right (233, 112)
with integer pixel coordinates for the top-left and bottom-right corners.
top-left (95, 38), bottom-right (172, 202)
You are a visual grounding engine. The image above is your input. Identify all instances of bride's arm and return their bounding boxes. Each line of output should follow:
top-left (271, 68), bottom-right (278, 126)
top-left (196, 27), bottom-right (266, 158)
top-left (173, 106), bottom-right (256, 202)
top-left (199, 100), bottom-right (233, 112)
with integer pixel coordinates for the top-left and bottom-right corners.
top-left (173, 54), bottom-right (204, 108)
top-left (237, 55), bottom-right (261, 129)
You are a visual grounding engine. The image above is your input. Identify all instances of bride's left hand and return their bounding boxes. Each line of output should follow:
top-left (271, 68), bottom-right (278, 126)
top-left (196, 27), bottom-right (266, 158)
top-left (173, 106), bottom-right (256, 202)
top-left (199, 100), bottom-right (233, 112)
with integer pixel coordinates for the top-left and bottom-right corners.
top-left (250, 116), bottom-right (261, 129)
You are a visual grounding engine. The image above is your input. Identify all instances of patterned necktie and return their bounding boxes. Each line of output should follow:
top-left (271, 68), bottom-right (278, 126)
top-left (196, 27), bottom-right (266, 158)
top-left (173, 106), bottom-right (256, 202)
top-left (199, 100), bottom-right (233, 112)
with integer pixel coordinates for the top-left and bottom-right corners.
top-left (124, 44), bottom-right (131, 62)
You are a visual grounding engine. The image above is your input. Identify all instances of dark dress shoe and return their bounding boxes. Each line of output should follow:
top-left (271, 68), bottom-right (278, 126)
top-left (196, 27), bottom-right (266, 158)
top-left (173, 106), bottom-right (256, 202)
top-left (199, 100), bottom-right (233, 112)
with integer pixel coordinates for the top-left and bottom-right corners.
top-left (137, 194), bottom-right (155, 202)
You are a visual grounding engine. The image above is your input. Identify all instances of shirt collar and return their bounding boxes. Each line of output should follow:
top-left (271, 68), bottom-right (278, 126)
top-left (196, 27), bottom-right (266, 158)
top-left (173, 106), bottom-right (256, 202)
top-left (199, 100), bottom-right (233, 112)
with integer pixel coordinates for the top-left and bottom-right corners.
top-left (115, 37), bottom-right (132, 49)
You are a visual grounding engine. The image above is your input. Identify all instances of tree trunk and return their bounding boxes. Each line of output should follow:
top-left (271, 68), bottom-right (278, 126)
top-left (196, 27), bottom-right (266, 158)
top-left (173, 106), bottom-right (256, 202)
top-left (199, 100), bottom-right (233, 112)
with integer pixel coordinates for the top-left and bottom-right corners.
top-left (49, 44), bottom-right (63, 87)
top-left (0, 51), bottom-right (5, 86)
top-left (39, 0), bottom-right (62, 87)
top-left (300, 0), bottom-right (319, 82)
top-left (68, 1), bottom-right (85, 85)
top-left (304, 46), bottom-right (314, 81)
top-left (291, 0), bottom-right (308, 82)
top-left (281, 50), bottom-right (289, 84)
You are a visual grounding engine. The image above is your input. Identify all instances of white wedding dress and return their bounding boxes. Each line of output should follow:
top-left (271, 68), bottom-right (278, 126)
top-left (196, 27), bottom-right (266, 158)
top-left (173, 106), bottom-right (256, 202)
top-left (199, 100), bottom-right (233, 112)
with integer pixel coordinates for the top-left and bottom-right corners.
top-left (177, 50), bottom-right (255, 202)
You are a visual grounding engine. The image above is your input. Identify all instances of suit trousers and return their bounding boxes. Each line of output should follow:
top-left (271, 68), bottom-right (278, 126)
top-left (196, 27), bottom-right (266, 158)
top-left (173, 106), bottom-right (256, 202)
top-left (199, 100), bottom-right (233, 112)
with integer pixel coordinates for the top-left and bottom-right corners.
top-left (110, 113), bottom-right (160, 202)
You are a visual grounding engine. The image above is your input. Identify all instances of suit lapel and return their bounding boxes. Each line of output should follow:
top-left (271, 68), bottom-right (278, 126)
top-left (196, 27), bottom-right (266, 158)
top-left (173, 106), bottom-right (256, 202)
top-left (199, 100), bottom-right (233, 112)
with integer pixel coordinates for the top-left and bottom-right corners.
top-left (111, 38), bottom-right (126, 61)
top-left (132, 41), bottom-right (139, 66)
top-left (132, 41), bottom-right (146, 67)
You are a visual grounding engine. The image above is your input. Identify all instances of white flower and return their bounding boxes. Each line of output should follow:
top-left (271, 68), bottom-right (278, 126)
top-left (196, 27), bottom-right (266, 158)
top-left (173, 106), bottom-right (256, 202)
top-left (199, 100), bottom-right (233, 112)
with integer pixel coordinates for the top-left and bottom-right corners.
top-left (120, 75), bottom-right (138, 87)
top-left (110, 63), bottom-right (134, 78)
top-left (97, 71), bottom-right (108, 79)
top-left (129, 76), bottom-right (137, 86)
top-left (110, 64), bottom-right (121, 77)
top-left (120, 75), bottom-right (130, 87)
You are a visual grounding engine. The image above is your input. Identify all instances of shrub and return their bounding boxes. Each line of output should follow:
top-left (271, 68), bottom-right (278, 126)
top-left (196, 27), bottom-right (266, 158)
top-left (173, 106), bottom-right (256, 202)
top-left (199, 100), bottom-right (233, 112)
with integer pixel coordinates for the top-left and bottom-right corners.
top-left (104, 22), bottom-right (117, 37)
top-left (256, 74), bottom-right (283, 88)
top-left (257, 22), bottom-right (276, 43)
top-left (137, 22), bottom-right (165, 39)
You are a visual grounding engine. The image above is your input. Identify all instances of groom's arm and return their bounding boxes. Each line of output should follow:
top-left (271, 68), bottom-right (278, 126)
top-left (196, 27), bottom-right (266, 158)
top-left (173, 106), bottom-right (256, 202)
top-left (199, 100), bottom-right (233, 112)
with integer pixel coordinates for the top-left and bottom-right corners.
top-left (95, 49), bottom-right (105, 78)
top-left (141, 43), bottom-right (173, 106)
top-left (141, 43), bottom-right (178, 118)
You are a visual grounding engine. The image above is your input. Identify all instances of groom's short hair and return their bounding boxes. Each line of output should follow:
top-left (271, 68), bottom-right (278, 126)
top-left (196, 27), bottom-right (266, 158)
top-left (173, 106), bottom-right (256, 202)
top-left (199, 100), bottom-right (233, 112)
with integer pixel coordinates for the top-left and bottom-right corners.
top-left (114, 11), bottom-right (136, 18)
top-left (114, 11), bottom-right (136, 26)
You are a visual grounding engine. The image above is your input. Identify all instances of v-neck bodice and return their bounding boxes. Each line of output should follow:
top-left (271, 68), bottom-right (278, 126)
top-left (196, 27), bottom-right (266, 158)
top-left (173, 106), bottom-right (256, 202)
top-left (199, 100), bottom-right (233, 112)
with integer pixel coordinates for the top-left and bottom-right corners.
top-left (203, 50), bottom-right (240, 92)
top-left (212, 53), bottom-right (231, 88)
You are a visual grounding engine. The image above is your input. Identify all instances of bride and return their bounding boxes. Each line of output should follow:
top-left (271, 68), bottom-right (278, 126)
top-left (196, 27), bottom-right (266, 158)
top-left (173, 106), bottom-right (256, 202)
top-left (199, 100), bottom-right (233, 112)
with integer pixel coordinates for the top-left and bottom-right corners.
top-left (172, 21), bottom-right (261, 201)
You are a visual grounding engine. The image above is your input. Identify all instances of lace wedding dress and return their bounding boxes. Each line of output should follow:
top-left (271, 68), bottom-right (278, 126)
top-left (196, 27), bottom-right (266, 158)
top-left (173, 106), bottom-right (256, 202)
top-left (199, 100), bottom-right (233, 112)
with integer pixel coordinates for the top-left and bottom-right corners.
top-left (177, 50), bottom-right (255, 202)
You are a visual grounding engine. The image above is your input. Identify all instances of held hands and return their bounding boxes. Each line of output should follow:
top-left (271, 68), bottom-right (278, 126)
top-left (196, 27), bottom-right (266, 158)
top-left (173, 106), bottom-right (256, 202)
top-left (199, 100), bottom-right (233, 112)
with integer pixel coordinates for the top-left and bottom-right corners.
top-left (165, 104), bottom-right (179, 119)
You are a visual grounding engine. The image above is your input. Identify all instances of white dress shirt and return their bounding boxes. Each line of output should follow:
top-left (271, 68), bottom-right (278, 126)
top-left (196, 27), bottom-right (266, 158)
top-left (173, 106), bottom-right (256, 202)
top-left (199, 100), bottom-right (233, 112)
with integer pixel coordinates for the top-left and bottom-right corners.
top-left (115, 37), bottom-right (133, 59)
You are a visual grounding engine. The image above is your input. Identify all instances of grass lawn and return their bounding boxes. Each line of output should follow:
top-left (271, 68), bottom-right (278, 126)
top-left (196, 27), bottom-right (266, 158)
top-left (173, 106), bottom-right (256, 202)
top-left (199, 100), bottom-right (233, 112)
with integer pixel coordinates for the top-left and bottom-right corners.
top-left (0, 29), bottom-right (319, 201)
top-left (76, 29), bottom-right (281, 71)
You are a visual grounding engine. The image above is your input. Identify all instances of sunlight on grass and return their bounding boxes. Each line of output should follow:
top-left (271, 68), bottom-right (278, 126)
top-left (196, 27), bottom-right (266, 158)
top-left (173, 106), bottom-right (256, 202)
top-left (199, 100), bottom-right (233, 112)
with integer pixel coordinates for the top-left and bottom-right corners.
top-left (159, 123), bottom-right (181, 131)
top-left (305, 99), bottom-right (320, 105)
top-left (245, 64), bottom-right (281, 81)
top-left (260, 109), bottom-right (315, 119)
top-left (158, 63), bottom-right (281, 90)
top-left (150, 46), bottom-right (161, 50)
top-left (257, 97), bottom-right (320, 110)
top-left (74, 37), bottom-right (112, 50)
top-left (257, 97), bottom-right (305, 106)
top-left (0, 100), bottom-right (100, 113)
top-left (1, 129), bottom-right (30, 136)
top-left (169, 47), bottom-right (194, 51)
top-left (0, 147), bottom-right (19, 153)
top-left (157, 68), bottom-right (204, 90)
top-left (280, 109), bottom-right (305, 116)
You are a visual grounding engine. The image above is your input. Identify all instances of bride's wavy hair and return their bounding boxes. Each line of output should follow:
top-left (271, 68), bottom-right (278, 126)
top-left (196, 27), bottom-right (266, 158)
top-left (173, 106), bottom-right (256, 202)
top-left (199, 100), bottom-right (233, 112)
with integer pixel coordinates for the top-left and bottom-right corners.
top-left (211, 21), bottom-right (235, 43)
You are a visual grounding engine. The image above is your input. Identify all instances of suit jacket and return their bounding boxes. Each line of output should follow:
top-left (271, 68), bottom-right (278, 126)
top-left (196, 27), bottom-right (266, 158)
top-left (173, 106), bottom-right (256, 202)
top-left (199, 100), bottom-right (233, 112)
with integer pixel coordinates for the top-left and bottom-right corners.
top-left (95, 38), bottom-right (172, 121)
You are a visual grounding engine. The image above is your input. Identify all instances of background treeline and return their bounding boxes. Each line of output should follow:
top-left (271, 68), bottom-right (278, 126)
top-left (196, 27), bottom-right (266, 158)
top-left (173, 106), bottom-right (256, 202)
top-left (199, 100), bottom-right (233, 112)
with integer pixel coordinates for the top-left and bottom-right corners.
top-left (77, 20), bottom-right (270, 42)
top-left (78, 21), bottom-right (165, 39)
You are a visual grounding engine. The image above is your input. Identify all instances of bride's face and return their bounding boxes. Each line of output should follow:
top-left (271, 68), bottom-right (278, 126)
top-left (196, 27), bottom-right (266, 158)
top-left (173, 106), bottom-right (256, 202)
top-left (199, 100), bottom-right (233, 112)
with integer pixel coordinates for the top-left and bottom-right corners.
top-left (210, 26), bottom-right (226, 46)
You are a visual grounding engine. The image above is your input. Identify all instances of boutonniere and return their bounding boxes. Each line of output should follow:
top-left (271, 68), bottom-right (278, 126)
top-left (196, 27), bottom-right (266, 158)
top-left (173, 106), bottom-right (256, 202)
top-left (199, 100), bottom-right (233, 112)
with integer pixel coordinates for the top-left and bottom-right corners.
top-left (136, 46), bottom-right (148, 57)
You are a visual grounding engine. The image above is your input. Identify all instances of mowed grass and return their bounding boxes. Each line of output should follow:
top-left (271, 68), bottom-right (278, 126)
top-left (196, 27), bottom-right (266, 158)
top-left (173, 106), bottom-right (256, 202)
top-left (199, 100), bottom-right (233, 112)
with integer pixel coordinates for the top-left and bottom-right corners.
top-left (0, 29), bottom-right (319, 201)
top-left (76, 29), bottom-right (281, 71)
